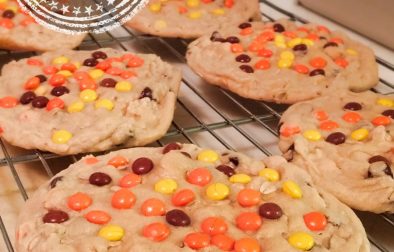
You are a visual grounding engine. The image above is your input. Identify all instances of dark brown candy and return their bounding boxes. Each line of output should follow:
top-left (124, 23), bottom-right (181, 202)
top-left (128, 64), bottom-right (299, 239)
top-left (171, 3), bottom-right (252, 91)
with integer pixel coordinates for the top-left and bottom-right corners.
top-left (323, 42), bottom-right (338, 48)
top-left (343, 102), bottom-right (362, 111)
top-left (293, 44), bottom-right (307, 52)
top-left (50, 176), bottom-right (63, 189)
top-left (35, 74), bottom-right (47, 83)
top-left (309, 69), bottom-right (325, 76)
top-left (368, 155), bottom-right (390, 165)
top-left (382, 109), bottom-right (394, 119)
top-left (216, 165), bottom-right (235, 177)
top-left (163, 143), bottom-right (181, 154)
top-left (131, 157), bottom-right (154, 175)
top-left (100, 78), bottom-right (117, 88)
top-left (43, 210), bottom-right (69, 223)
top-left (139, 87), bottom-right (153, 100)
top-left (325, 132), bottom-right (346, 145)
top-left (235, 54), bottom-right (251, 63)
top-left (32, 96), bottom-right (49, 108)
top-left (273, 23), bottom-right (285, 33)
top-left (92, 51), bottom-right (108, 59)
top-left (239, 22), bottom-right (252, 29)
top-left (226, 36), bottom-right (240, 44)
top-left (50, 86), bottom-right (70, 97)
top-left (20, 91), bottom-right (36, 105)
top-left (258, 203), bottom-right (283, 219)
top-left (89, 172), bottom-right (112, 186)
top-left (210, 31), bottom-right (225, 42)
top-left (367, 161), bottom-right (393, 178)
top-left (2, 10), bottom-right (15, 19)
top-left (229, 156), bottom-right (239, 166)
top-left (166, 209), bottom-right (191, 227)
top-left (239, 65), bottom-right (254, 73)
top-left (83, 58), bottom-right (99, 67)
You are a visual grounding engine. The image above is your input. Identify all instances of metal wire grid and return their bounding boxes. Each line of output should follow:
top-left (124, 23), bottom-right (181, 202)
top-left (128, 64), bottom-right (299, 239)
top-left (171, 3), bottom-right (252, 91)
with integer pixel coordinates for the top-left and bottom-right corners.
top-left (0, 1), bottom-right (393, 251)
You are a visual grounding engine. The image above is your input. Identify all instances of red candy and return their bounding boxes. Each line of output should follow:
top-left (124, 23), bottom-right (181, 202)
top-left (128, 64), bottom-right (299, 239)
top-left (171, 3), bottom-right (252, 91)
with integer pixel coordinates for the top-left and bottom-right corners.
top-left (254, 60), bottom-right (270, 70)
top-left (107, 156), bottom-right (128, 168)
top-left (143, 222), bottom-right (170, 242)
top-left (342, 112), bottom-right (362, 123)
top-left (211, 234), bottom-right (235, 251)
top-left (171, 189), bottom-right (195, 206)
top-left (201, 217), bottom-right (228, 236)
top-left (234, 238), bottom-right (261, 252)
top-left (46, 97), bottom-right (64, 111)
top-left (319, 120), bottom-right (339, 131)
top-left (111, 188), bottom-right (136, 209)
top-left (184, 232), bottom-right (210, 249)
top-left (119, 173), bottom-right (142, 188)
top-left (49, 74), bottom-right (66, 87)
top-left (235, 212), bottom-right (262, 232)
top-left (186, 168), bottom-right (212, 186)
top-left (67, 192), bottom-right (92, 211)
top-left (140, 198), bottom-right (166, 216)
top-left (303, 211), bottom-right (327, 231)
top-left (237, 189), bottom-right (260, 207)
top-left (24, 77), bottom-right (40, 90)
top-left (0, 96), bottom-right (18, 108)
top-left (85, 210), bottom-right (111, 225)
top-left (309, 57), bottom-right (327, 68)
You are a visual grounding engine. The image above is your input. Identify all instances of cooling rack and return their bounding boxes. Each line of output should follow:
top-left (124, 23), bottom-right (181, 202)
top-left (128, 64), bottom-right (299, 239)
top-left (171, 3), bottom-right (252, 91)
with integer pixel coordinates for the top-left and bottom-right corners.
top-left (0, 0), bottom-right (393, 251)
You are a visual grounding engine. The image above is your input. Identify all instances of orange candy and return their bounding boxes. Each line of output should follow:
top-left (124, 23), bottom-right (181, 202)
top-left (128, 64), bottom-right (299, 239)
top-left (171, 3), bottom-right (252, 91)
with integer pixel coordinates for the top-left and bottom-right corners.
top-left (120, 71), bottom-right (136, 79)
top-left (73, 71), bottom-right (90, 81)
top-left (43, 65), bottom-right (58, 75)
top-left (186, 168), bottom-right (212, 186)
top-left (178, 6), bottom-right (188, 14)
top-left (257, 48), bottom-right (273, 58)
top-left (231, 43), bottom-right (244, 53)
top-left (234, 238), bottom-right (261, 252)
top-left (143, 222), bottom-right (170, 242)
top-left (293, 64), bottom-right (309, 74)
top-left (256, 31), bottom-right (274, 42)
top-left (315, 110), bottom-right (328, 121)
top-left (106, 67), bottom-right (123, 75)
top-left (67, 192), bottom-right (92, 211)
top-left (46, 98), bottom-right (65, 111)
top-left (24, 77), bottom-right (40, 90)
top-left (184, 232), bottom-right (210, 249)
top-left (171, 189), bottom-right (195, 206)
top-left (254, 60), bottom-right (270, 70)
top-left (307, 33), bottom-right (319, 41)
top-left (119, 173), bottom-right (142, 188)
top-left (0, 18), bottom-right (14, 29)
top-left (49, 74), bottom-right (66, 87)
top-left (282, 31), bottom-right (296, 38)
top-left (237, 189), bottom-right (260, 207)
top-left (235, 212), bottom-right (262, 232)
top-left (317, 25), bottom-right (331, 33)
top-left (107, 156), bottom-right (128, 168)
top-left (85, 210), bottom-right (111, 225)
top-left (111, 188), bottom-right (136, 209)
top-left (372, 116), bottom-right (391, 126)
top-left (0, 96), bottom-right (18, 108)
top-left (27, 58), bottom-right (44, 66)
top-left (61, 63), bottom-right (77, 72)
top-left (211, 234), bottom-right (235, 251)
top-left (335, 58), bottom-right (349, 68)
top-left (248, 42), bottom-right (264, 52)
top-left (85, 157), bottom-right (98, 164)
top-left (224, 0), bottom-right (234, 8)
top-left (78, 78), bottom-right (97, 90)
top-left (201, 217), bottom-right (228, 236)
top-left (280, 126), bottom-right (301, 137)
top-left (303, 211), bottom-right (327, 231)
top-left (95, 61), bottom-right (111, 71)
top-left (240, 27), bottom-right (253, 36)
top-left (297, 27), bottom-right (309, 33)
top-left (140, 198), bottom-right (166, 216)
top-left (309, 57), bottom-right (327, 68)
top-left (319, 120), bottom-right (339, 131)
top-left (127, 56), bottom-right (144, 68)
top-left (330, 37), bottom-right (344, 44)
top-left (342, 112), bottom-right (362, 123)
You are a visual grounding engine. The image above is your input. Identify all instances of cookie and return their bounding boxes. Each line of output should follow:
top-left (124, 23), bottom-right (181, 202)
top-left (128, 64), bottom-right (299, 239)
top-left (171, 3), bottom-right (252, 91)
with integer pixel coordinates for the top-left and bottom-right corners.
top-left (186, 19), bottom-right (378, 104)
top-left (0, 48), bottom-right (181, 154)
top-left (16, 143), bottom-right (369, 252)
top-left (127, 0), bottom-right (260, 39)
top-left (279, 91), bottom-right (394, 213)
top-left (0, 0), bottom-right (84, 51)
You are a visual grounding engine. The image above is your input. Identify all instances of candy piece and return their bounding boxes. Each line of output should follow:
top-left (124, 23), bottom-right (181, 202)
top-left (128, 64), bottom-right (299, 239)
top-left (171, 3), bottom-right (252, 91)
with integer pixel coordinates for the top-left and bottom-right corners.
top-left (309, 69), bottom-right (325, 76)
top-left (211, 234), bottom-right (235, 251)
top-left (43, 210), bottom-right (69, 224)
top-left (254, 60), bottom-right (270, 70)
top-left (206, 183), bottom-right (230, 200)
top-left (280, 126), bottom-right (301, 137)
top-left (302, 38), bottom-right (314, 46)
top-left (280, 51), bottom-right (295, 60)
top-left (351, 128), bottom-right (369, 141)
top-left (186, 167), bottom-right (212, 186)
top-left (57, 70), bottom-right (73, 77)
top-left (293, 64), bottom-right (309, 74)
top-left (100, 78), bottom-right (116, 88)
top-left (143, 222), bottom-right (170, 242)
top-left (235, 212), bottom-right (262, 231)
top-left (119, 173), bottom-right (141, 188)
top-left (212, 8), bottom-right (225, 15)
top-left (46, 98), bottom-right (65, 111)
top-left (184, 232), bottom-right (210, 250)
top-left (79, 89), bottom-right (97, 102)
top-left (240, 27), bottom-right (253, 36)
top-left (239, 65), bottom-right (254, 73)
top-left (49, 74), bottom-right (66, 87)
top-left (237, 189), bottom-right (260, 207)
top-left (257, 48), bottom-right (273, 58)
top-left (335, 58), bottom-right (348, 68)
top-left (287, 37), bottom-right (302, 48)
top-left (67, 101), bottom-right (84, 113)
top-left (162, 142), bottom-right (181, 154)
top-left (372, 116), bottom-right (391, 126)
top-left (89, 172), bottom-right (112, 186)
top-left (24, 76), bottom-right (40, 90)
top-left (171, 189), bottom-right (195, 206)
top-left (259, 168), bottom-right (280, 182)
top-left (141, 198), bottom-right (166, 216)
top-left (282, 180), bottom-right (302, 198)
top-left (342, 112), bottom-right (362, 123)
top-left (52, 56), bottom-right (69, 65)
top-left (33, 86), bottom-right (46, 96)
top-left (197, 149), bottom-right (219, 162)
top-left (20, 92), bottom-right (36, 105)
top-left (52, 130), bottom-right (72, 144)
top-left (132, 157), bottom-right (154, 175)
top-left (67, 192), bottom-right (92, 211)
top-left (32, 96), bottom-right (49, 108)
top-left (149, 2), bottom-right (161, 12)
top-left (92, 51), bottom-right (107, 59)
top-left (236, 54), bottom-right (251, 63)
top-left (382, 109), bottom-right (394, 119)
top-left (0, 18), bottom-right (14, 29)
top-left (377, 98), bottom-right (394, 107)
top-left (231, 43), bottom-right (244, 53)
top-left (85, 157), bottom-right (98, 165)
top-left (303, 212), bottom-right (327, 231)
top-left (61, 63), bottom-right (78, 72)
top-left (319, 120), bottom-right (338, 131)
top-left (309, 57), bottom-right (327, 68)
top-left (234, 238), bottom-right (261, 252)
top-left (288, 232), bottom-right (314, 250)
top-left (258, 202), bottom-right (283, 219)
top-left (89, 69), bottom-right (104, 79)
top-left (277, 59), bottom-right (292, 68)
top-left (216, 165), bottom-right (235, 177)
top-left (27, 58), bottom-right (44, 66)
top-left (326, 132), bottom-right (346, 145)
top-left (83, 58), bottom-right (99, 67)
top-left (302, 130), bottom-right (321, 141)
top-left (95, 99), bottom-right (114, 111)
top-left (165, 209), bottom-right (191, 227)
top-left (229, 174), bottom-right (251, 184)
top-left (115, 81), bottom-right (132, 92)
top-left (346, 49), bottom-right (358, 55)
top-left (98, 225), bottom-right (124, 241)
top-left (154, 179), bottom-right (178, 194)
top-left (126, 56), bottom-right (144, 68)
top-left (85, 210), bottom-right (111, 225)
top-left (293, 44), bottom-right (307, 51)
top-left (186, 0), bottom-right (199, 8)
top-left (343, 102), bottom-right (362, 111)
top-left (107, 155), bottom-right (128, 168)
top-left (51, 86), bottom-right (70, 97)
top-left (111, 188), bottom-right (136, 209)
top-left (201, 217), bottom-right (227, 235)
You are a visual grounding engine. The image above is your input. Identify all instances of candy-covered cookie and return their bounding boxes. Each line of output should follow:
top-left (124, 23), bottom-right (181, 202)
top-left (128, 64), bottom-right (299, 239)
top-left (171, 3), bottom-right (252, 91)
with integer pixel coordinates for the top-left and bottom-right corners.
top-left (16, 144), bottom-right (369, 252)
top-left (279, 91), bottom-right (394, 213)
top-left (186, 20), bottom-right (378, 104)
top-left (0, 0), bottom-right (84, 51)
top-left (127, 0), bottom-right (260, 39)
top-left (0, 48), bottom-right (181, 154)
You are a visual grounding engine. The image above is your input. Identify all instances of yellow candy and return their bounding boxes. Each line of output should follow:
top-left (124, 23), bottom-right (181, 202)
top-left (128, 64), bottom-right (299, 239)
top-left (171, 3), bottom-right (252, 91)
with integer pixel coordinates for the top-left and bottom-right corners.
top-left (229, 174), bottom-right (251, 184)
top-left (206, 183), bottom-right (230, 200)
top-left (72, 62), bottom-right (81, 69)
top-left (186, 0), bottom-right (199, 8)
top-left (346, 48), bottom-right (358, 56)
top-left (79, 89), bottom-right (97, 102)
top-left (277, 59), bottom-right (293, 68)
top-left (301, 38), bottom-right (314, 46)
top-left (98, 225), bottom-right (124, 241)
top-left (34, 85), bottom-right (47, 96)
top-left (57, 70), bottom-right (73, 77)
top-left (280, 51), bottom-right (295, 60)
top-left (95, 99), bottom-right (114, 111)
top-left (259, 168), bottom-right (280, 182)
top-left (115, 81), bottom-right (132, 92)
top-left (288, 232), bottom-right (314, 250)
top-left (302, 130), bottom-right (321, 141)
top-left (52, 130), bottom-right (72, 144)
top-left (154, 179), bottom-right (178, 194)
top-left (89, 69), bottom-right (104, 80)
top-left (211, 8), bottom-right (225, 15)
top-left (287, 38), bottom-right (302, 48)
top-left (149, 3), bottom-right (161, 12)
top-left (0, 0), bottom-right (8, 3)
top-left (154, 20), bottom-right (167, 30)
top-left (67, 101), bottom-right (85, 113)
top-left (351, 128), bottom-right (369, 141)
top-left (188, 11), bottom-right (202, 19)
top-left (377, 98), bottom-right (394, 107)
top-left (197, 150), bottom-right (219, 163)
top-left (52, 56), bottom-right (69, 65)
top-left (283, 180), bottom-right (302, 199)
top-left (274, 34), bottom-right (285, 43)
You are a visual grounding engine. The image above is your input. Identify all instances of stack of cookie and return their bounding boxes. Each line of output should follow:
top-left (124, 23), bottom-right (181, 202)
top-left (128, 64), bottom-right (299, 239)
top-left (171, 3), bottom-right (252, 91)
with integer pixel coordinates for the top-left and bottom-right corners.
top-left (0, 1), bottom-right (390, 251)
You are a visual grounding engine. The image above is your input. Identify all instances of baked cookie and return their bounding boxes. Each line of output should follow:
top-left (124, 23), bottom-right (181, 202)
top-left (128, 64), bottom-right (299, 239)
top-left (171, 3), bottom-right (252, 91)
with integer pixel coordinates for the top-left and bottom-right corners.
top-left (279, 91), bottom-right (394, 213)
top-left (0, 48), bottom-right (181, 154)
top-left (127, 0), bottom-right (260, 39)
top-left (0, 0), bottom-right (85, 51)
top-left (16, 143), bottom-right (369, 252)
top-left (186, 20), bottom-right (378, 104)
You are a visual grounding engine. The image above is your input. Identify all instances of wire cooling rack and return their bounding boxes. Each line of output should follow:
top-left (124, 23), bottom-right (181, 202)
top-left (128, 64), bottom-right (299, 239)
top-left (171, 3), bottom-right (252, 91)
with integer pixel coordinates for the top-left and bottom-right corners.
top-left (0, 1), bottom-right (393, 251)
